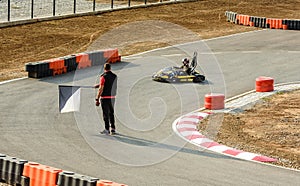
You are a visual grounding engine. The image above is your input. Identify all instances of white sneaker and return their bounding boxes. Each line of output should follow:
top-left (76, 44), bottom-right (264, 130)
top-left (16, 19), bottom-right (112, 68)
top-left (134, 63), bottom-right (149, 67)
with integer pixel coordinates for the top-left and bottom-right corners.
top-left (100, 130), bottom-right (110, 135)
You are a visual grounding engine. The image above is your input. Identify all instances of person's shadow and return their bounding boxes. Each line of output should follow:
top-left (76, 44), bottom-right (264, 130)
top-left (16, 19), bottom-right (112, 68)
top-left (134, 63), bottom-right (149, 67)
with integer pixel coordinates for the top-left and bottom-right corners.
top-left (96, 132), bottom-right (236, 160)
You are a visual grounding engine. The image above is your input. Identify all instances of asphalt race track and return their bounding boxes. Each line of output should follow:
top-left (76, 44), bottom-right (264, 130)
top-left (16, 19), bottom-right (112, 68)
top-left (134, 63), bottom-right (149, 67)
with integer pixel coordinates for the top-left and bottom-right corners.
top-left (0, 29), bottom-right (300, 185)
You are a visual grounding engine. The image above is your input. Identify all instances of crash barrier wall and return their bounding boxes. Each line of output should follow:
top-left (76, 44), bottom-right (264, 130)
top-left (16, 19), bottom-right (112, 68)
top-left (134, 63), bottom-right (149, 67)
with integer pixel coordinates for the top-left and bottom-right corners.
top-left (225, 11), bottom-right (300, 30)
top-left (256, 76), bottom-right (274, 92)
top-left (0, 154), bottom-right (28, 185)
top-left (23, 162), bottom-right (62, 186)
top-left (25, 48), bottom-right (121, 78)
top-left (204, 93), bottom-right (225, 110)
top-left (0, 154), bottom-right (127, 186)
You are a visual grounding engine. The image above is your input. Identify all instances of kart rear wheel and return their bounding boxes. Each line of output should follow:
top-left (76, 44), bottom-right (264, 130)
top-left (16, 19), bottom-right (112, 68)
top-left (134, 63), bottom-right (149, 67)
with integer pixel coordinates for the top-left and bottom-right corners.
top-left (193, 75), bottom-right (205, 83)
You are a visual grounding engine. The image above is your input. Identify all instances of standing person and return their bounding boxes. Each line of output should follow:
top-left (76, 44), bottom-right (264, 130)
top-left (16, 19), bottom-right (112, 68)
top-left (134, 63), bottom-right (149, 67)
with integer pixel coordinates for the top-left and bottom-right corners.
top-left (94, 63), bottom-right (117, 135)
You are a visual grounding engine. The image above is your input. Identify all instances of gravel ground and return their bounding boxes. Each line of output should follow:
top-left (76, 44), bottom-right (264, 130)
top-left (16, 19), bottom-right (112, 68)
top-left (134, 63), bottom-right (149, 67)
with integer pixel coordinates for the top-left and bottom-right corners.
top-left (199, 89), bottom-right (300, 170)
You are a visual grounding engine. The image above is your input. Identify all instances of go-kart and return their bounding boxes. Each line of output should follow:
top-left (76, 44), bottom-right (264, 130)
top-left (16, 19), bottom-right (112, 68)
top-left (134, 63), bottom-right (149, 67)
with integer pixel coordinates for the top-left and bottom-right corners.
top-left (152, 52), bottom-right (205, 83)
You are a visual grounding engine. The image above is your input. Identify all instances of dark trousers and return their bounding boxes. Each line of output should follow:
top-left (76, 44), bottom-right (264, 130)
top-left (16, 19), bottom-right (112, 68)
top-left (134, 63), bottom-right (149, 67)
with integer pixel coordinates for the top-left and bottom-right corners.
top-left (100, 98), bottom-right (115, 131)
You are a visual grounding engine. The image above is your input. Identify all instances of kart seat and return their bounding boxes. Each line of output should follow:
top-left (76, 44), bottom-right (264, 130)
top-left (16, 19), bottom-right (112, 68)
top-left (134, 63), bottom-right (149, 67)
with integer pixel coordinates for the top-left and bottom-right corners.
top-left (186, 68), bottom-right (192, 75)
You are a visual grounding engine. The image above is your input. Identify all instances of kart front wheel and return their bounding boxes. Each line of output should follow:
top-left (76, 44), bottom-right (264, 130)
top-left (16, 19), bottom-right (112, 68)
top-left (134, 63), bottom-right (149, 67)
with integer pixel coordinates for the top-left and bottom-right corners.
top-left (169, 77), bottom-right (177, 83)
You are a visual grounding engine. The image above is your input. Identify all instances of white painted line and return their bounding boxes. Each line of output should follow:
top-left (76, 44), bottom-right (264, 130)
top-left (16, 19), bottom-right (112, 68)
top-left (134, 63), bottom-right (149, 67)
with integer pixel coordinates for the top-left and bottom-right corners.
top-left (241, 51), bottom-right (262, 54)
top-left (123, 30), bottom-right (267, 58)
top-left (204, 29), bottom-right (266, 42)
top-left (176, 124), bottom-right (197, 129)
top-left (0, 77), bottom-right (27, 85)
top-left (287, 51), bottom-right (300, 54)
top-left (123, 56), bottom-right (143, 60)
top-left (200, 51), bottom-right (262, 55)
top-left (199, 52), bottom-right (219, 55)
top-left (162, 54), bottom-right (183, 57)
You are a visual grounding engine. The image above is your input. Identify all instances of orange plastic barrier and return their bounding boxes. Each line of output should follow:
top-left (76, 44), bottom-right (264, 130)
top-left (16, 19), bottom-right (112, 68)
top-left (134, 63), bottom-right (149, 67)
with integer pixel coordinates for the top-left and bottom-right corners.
top-left (104, 49), bottom-right (121, 63)
top-left (236, 14), bottom-right (242, 25)
top-left (97, 180), bottom-right (128, 186)
top-left (256, 76), bottom-right (274, 92)
top-left (243, 15), bottom-right (250, 26)
top-left (204, 93), bottom-right (225, 110)
top-left (266, 18), bottom-right (283, 29)
top-left (49, 58), bottom-right (67, 76)
top-left (75, 53), bottom-right (92, 69)
top-left (236, 14), bottom-right (250, 26)
top-left (23, 162), bottom-right (62, 186)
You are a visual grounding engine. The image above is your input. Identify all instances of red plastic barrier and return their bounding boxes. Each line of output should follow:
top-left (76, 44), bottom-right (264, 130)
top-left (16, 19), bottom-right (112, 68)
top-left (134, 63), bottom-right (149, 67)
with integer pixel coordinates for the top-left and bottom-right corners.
top-left (204, 93), bottom-right (225, 110)
top-left (256, 76), bottom-right (274, 92)
top-left (104, 49), bottom-right (121, 63)
top-left (23, 162), bottom-right (62, 186)
top-left (49, 58), bottom-right (67, 76)
top-left (75, 53), bottom-right (92, 69)
top-left (97, 180), bottom-right (128, 186)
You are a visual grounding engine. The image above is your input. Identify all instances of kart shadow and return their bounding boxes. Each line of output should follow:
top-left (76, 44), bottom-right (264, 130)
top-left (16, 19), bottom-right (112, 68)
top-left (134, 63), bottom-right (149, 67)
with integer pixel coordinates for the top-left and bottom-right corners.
top-left (155, 79), bottom-right (209, 85)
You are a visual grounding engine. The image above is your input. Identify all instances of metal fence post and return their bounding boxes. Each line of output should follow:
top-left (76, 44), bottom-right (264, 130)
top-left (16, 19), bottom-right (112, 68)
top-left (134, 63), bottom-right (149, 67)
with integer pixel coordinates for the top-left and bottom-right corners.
top-left (111, 0), bottom-right (113, 9)
top-left (31, 0), bottom-right (34, 19)
top-left (74, 0), bottom-right (76, 14)
top-left (53, 0), bottom-right (56, 16)
top-left (128, 0), bottom-right (131, 7)
top-left (93, 0), bottom-right (96, 11)
top-left (8, 0), bottom-right (10, 21)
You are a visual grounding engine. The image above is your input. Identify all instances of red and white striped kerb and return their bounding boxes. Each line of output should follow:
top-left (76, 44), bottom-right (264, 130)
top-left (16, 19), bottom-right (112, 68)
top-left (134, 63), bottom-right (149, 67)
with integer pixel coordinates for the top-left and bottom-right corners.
top-left (176, 112), bottom-right (277, 162)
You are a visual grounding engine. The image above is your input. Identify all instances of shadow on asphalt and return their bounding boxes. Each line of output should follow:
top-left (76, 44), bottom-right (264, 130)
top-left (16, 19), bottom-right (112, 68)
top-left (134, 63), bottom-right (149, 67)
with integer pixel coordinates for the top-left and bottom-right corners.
top-left (94, 132), bottom-right (236, 160)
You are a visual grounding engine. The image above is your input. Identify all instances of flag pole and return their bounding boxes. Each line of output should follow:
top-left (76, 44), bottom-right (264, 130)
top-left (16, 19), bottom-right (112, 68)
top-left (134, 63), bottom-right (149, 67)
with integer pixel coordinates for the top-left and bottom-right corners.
top-left (58, 85), bottom-right (94, 88)
top-left (79, 86), bottom-right (94, 88)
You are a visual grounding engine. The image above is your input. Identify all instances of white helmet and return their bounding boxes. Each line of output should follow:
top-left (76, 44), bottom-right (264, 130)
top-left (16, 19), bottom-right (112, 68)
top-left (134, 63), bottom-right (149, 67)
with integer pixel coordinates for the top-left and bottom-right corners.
top-left (182, 58), bottom-right (189, 64)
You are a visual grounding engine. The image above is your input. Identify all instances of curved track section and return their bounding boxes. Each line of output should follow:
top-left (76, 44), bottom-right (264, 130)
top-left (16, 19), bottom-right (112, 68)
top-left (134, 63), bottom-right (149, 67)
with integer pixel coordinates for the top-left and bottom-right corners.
top-left (1, 29), bottom-right (300, 185)
top-left (174, 111), bottom-right (277, 162)
top-left (173, 82), bottom-right (300, 163)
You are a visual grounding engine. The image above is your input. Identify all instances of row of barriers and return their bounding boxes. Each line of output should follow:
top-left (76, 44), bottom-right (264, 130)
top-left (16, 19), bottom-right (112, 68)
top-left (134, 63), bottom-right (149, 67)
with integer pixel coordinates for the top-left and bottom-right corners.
top-left (225, 11), bottom-right (300, 30)
top-left (204, 76), bottom-right (274, 110)
top-left (25, 48), bottom-right (121, 78)
top-left (0, 154), bottom-right (127, 186)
